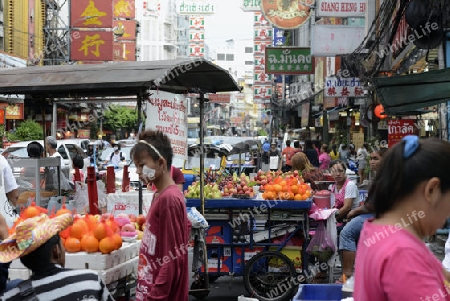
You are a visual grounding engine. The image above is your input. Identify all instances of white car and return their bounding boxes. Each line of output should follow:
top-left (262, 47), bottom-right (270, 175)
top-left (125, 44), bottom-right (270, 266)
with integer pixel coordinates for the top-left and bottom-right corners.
top-left (2, 139), bottom-right (91, 175)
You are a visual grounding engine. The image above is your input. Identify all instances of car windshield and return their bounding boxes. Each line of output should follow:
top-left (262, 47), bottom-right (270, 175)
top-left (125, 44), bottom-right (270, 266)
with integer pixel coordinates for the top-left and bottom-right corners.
top-left (226, 153), bottom-right (251, 164)
top-left (3, 147), bottom-right (29, 158)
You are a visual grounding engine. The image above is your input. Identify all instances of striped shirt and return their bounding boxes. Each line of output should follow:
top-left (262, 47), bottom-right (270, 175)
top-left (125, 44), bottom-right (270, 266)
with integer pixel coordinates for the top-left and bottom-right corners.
top-left (1, 265), bottom-right (114, 301)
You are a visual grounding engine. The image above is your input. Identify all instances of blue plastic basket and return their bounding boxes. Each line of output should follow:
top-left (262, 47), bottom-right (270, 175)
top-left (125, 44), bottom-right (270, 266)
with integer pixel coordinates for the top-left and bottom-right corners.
top-left (293, 284), bottom-right (343, 301)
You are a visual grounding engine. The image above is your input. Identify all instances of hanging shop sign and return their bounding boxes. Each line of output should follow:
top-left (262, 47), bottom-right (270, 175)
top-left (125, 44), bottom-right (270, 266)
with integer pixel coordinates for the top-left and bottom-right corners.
top-left (146, 90), bottom-right (188, 161)
top-left (70, 31), bottom-right (114, 61)
top-left (301, 102), bottom-right (310, 127)
top-left (388, 119), bottom-right (419, 147)
top-left (253, 85), bottom-right (273, 99)
top-left (77, 129), bottom-right (91, 139)
top-left (265, 47), bottom-right (314, 75)
top-left (113, 42), bottom-right (136, 61)
top-left (71, 0), bottom-right (113, 28)
top-left (207, 94), bottom-right (231, 104)
top-left (189, 16), bottom-right (205, 29)
top-left (177, 0), bottom-right (215, 14)
top-left (113, 20), bottom-right (136, 41)
top-left (189, 44), bottom-right (205, 57)
top-left (5, 104), bottom-right (23, 120)
top-left (254, 12), bottom-right (270, 27)
top-left (241, 0), bottom-right (261, 12)
top-left (254, 41), bottom-right (272, 55)
top-left (114, 0), bottom-right (136, 19)
top-left (189, 30), bottom-right (205, 43)
top-left (261, 0), bottom-right (313, 29)
top-left (254, 70), bottom-right (272, 85)
top-left (311, 25), bottom-right (365, 56)
top-left (316, 0), bottom-right (366, 17)
top-left (324, 77), bottom-right (363, 97)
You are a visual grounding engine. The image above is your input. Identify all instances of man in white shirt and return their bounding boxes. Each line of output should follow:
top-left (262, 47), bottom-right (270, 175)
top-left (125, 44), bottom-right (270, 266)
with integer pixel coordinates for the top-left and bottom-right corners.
top-left (45, 136), bottom-right (65, 168)
top-left (44, 136), bottom-right (71, 190)
top-left (106, 143), bottom-right (126, 167)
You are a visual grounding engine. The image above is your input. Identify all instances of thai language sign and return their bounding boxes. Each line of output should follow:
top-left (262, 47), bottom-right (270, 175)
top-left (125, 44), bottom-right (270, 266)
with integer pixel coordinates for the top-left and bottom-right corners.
top-left (265, 47), bottom-right (314, 74)
top-left (177, 0), bottom-right (215, 14)
top-left (388, 119), bottom-right (419, 147)
top-left (316, 0), bottom-right (366, 17)
top-left (241, 0), bottom-right (261, 11)
top-left (146, 90), bottom-right (188, 161)
top-left (324, 77), bottom-right (364, 97)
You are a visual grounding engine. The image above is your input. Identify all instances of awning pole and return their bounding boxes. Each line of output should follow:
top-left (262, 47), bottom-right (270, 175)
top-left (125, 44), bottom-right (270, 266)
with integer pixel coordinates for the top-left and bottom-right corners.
top-left (199, 93), bottom-right (205, 216)
top-left (52, 101), bottom-right (57, 137)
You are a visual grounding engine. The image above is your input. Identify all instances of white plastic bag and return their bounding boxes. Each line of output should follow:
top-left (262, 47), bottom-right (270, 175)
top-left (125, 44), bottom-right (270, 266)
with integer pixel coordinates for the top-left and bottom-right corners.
top-left (187, 207), bottom-right (208, 229)
top-left (73, 181), bottom-right (89, 214)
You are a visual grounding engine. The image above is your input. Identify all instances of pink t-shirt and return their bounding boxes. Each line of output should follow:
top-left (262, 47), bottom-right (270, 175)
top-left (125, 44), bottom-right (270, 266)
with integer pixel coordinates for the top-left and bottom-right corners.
top-left (318, 153), bottom-right (331, 170)
top-left (136, 185), bottom-right (190, 301)
top-left (354, 220), bottom-right (450, 301)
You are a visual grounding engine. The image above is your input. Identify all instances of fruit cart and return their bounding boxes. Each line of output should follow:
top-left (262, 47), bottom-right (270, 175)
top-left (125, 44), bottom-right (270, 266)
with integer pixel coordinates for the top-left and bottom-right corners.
top-left (187, 197), bottom-right (312, 301)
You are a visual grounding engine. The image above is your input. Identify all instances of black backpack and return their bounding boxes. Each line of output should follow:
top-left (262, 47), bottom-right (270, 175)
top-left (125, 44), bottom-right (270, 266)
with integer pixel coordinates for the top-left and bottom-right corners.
top-left (110, 151), bottom-right (124, 161)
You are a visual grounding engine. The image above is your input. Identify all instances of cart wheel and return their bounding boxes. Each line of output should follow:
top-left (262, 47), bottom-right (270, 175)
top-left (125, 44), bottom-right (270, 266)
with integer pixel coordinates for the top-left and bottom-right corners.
top-left (243, 251), bottom-right (297, 301)
top-left (189, 276), bottom-right (210, 300)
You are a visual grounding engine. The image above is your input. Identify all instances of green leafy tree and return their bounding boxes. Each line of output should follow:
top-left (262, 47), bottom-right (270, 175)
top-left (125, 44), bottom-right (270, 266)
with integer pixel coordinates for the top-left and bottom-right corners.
top-left (7, 120), bottom-right (44, 141)
top-left (103, 105), bottom-right (137, 138)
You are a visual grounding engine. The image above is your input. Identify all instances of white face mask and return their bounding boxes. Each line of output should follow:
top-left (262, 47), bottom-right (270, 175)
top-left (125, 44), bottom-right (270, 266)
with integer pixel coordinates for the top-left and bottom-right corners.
top-left (114, 147), bottom-right (119, 151)
top-left (142, 166), bottom-right (156, 181)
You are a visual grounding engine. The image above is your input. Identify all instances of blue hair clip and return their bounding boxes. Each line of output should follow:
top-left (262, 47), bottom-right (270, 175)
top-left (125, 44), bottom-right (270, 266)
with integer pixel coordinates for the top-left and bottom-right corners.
top-left (402, 135), bottom-right (419, 159)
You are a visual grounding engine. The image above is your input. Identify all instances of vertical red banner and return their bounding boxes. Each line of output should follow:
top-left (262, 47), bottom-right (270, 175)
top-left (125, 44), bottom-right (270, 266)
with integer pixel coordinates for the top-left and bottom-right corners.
top-left (70, 31), bottom-right (114, 61)
top-left (71, 0), bottom-right (113, 28)
top-left (114, 0), bottom-right (136, 19)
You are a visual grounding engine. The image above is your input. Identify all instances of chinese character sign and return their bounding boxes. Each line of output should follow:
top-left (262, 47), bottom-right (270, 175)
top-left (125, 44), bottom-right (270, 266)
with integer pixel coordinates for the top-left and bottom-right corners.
top-left (146, 90), bottom-right (188, 162)
top-left (265, 47), bottom-right (314, 74)
top-left (71, 31), bottom-right (113, 61)
top-left (113, 42), bottom-right (136, 61)
top-left (324, 77), bottom-right (363, 97)
top-left (71, 0), bottom-right (113, 28)
top-left (114, 0), bottom-right (136, 18)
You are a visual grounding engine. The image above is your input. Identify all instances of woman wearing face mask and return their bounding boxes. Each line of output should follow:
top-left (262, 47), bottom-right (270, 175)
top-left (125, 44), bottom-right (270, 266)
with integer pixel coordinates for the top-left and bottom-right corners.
top-left (130, 130), bottom-right (190, 301)
top-left (107, 143), bottom-right (125, 167)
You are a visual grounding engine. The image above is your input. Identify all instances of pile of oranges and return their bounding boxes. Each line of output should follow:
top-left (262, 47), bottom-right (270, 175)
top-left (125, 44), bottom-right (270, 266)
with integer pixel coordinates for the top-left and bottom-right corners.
top-left (10, 202), bottom-right (123, 255)
top-left (261, 175), bottom-right (312, 201)
top-left (61, 214), bottom-right (122, 254)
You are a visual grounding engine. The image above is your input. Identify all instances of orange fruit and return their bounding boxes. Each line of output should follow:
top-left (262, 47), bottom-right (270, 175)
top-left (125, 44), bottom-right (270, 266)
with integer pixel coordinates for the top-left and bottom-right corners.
top-left (265, 184), bottom-right (273, 192)
top-left (111, 233), bottom-right (123, 250)
top-left (83, 235), bottom-right (99, 253)
top-left (294, 194), bottom-right (302, 201)
top-left (85, 215), bottom-right (98, 231)
top-left (99, 237), bottom-right (115, 254)
top-left (290, 185), bottom-right (299, 194)
top-left (70, 222), bottom-right (85, 240)
top-left (65, 237), bottom-right (81, 253)
top-left (273, 184), bottom-right (282, 193)
top-left (22, 206), bottom-right (41, 219)
top-left (60, 226), bottom-right (71, 239)
top-left (279, 180), bottom-right (287, 187)
top-left (93, 222), bottom-right (107, 240)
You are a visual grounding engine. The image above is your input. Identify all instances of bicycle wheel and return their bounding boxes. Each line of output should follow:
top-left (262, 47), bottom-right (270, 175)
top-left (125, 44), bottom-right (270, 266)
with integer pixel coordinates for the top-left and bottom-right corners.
top-left (243, 251), bottom-right (298, 301)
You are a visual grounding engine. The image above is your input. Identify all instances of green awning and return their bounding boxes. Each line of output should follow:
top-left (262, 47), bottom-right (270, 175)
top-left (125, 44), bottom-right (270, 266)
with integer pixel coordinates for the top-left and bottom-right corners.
top-left (372, 68), bottom-right (450, 114)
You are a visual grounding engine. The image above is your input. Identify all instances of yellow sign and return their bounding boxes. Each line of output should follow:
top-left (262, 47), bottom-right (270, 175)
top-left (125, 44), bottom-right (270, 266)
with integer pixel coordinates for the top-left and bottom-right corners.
top-left (114, 0), bottom-right (132, 17)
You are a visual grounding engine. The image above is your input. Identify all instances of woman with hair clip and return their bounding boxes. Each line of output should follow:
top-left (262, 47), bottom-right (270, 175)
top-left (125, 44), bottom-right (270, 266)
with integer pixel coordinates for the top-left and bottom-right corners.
top-left (130, 130), bottom-right (190, 301)
top-left (354, 136), bottom-right (450, 300)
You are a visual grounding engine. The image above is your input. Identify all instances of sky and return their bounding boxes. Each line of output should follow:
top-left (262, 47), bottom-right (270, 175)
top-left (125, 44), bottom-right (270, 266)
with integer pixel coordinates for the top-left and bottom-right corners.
top-left (203, 0), bottom-right (254, 48)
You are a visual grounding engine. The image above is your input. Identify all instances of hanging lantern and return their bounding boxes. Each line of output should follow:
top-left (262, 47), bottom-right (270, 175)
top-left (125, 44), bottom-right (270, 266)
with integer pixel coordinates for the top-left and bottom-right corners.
top-left (374, 104), bottom-right (387, 119)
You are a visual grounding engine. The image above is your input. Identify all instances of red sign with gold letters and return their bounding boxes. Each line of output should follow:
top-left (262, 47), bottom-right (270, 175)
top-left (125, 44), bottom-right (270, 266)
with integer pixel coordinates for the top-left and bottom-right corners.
top-left (113, 42), bottom-right (136, 61)
top-left (71, 0), bottom-right (113, 28)
top-left (113, 0), bottom-right (136, 18)
top-left (113, 20), bottom-right (136, 41)
top-left (70, 31), bottom-right (114, 61)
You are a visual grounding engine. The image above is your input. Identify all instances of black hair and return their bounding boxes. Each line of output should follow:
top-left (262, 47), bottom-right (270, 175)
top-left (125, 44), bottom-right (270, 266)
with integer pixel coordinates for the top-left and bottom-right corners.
top-left (20, 234), bottom-right (60, 272)
top-left (304, 139), bottom-right (313, 149)
top-left (72, 154), bottom-right (84, 169)
top-left (27, 141), bottom-right (44, 158)
top-left (131, 130), bottom-right (173, 168)
top-left (330, 160), bottom-right (346, 171)
top-left (293, 141), bottom-right (300, 148)
top-left (286, 140), bottom-right (291, 147)
top-left (369, 138), bottom-right (450, 218)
